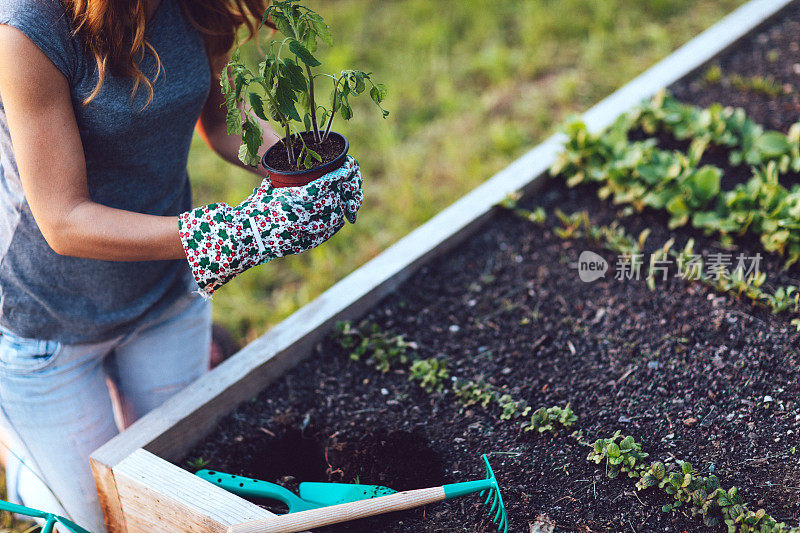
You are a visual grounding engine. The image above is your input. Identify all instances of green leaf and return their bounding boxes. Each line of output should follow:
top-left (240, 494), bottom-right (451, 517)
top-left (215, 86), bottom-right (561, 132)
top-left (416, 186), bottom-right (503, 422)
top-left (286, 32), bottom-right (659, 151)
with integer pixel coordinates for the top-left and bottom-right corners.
top-left (248, 93), bottom-right (268, 120)
top-left (263, 97), bottom-right (282, 122)
top-left (303, 26), bottom-right (318, 53)
top-left (348, 71), bottom-right (366, 94)
top-left (271, 11), bottom-right (295, 38)
top-left (237, 143), bottom-right (251, 165)
top-left (607, 443), bottom-right (620, 458)
top-left (282, 58), bottom-right (307, 92)
top-left (370, 83), bottom-right (388, 105)
top-left (220, 64), bottom-right (231, 96)
top-left (274, 77), bottom-right (301, 121)
top-left (302, 147), bottom-right (322, 169)
top-left (309, 13), bottom-right (332, 46)
top-left (340, 101), bottom-right (353, 120)
top-left (690, 166), bottom-right (721, 203)
top-left (306, 147), bottom-right (322, 162)
top-left (233, 72), bottom-right (247, 101)
top-left (243, 119), bottom-right (263, 158)
top-left (755, 131), bottom-right (791, 157)
top-left (289, 39), bottom-right (321, 67)
top-left (226, 108), bottom-right (243, 135)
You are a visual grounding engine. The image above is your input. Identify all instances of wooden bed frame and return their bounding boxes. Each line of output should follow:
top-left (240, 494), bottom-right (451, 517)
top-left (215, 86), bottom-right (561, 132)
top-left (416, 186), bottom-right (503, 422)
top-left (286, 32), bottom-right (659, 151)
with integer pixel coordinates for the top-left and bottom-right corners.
top-left (89, 0), bottom-right (793, 529)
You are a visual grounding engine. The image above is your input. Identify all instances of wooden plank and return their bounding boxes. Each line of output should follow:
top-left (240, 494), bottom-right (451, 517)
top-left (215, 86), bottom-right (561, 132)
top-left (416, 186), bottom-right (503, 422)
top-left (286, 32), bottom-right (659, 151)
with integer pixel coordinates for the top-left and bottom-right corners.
top-left (90, 457), bottom-right (127, 533)
top-left (113, 449), bottom-right (276, 533)
top-left (90, 0), bottom-right (794, 527)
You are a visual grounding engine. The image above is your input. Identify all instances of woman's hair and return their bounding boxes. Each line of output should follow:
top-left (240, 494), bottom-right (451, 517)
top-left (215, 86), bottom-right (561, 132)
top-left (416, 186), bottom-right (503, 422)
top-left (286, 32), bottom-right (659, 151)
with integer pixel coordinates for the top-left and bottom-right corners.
top-left (62, 0), bottom-right (272, 108)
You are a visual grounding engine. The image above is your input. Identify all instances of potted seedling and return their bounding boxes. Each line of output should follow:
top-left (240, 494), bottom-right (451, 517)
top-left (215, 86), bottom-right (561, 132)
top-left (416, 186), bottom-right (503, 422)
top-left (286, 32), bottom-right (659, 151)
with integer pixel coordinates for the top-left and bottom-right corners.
top-left (222, 0), bottom-right (388, 187)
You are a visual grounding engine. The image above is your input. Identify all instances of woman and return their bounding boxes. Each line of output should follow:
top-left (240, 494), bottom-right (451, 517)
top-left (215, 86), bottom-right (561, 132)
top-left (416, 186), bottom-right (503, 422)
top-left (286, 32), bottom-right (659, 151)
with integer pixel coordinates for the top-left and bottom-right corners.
top-left (0, 0), bottom-right (360, 529)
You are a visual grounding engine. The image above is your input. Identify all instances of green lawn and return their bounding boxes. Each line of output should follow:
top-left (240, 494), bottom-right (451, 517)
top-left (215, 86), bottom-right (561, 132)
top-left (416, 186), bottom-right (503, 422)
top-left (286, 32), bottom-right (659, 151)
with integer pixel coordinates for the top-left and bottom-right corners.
top-left (190, 0), bottom-right (746, 345)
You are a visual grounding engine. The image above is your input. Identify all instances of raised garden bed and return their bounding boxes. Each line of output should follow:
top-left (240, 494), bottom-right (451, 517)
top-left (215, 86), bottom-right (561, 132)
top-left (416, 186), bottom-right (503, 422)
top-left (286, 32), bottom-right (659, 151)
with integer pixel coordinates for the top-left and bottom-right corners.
top-left (89, 1), bottom-right (799, 532)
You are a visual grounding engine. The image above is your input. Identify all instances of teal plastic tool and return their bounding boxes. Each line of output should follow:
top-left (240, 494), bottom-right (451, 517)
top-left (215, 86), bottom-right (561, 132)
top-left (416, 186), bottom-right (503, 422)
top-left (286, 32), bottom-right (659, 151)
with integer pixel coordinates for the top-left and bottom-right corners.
top-left (0, 500), bottom-right (91, 533)
top-left (199, 454), bottom-right (507, 533)
top-left (196, 469), bottom-right (396, 510)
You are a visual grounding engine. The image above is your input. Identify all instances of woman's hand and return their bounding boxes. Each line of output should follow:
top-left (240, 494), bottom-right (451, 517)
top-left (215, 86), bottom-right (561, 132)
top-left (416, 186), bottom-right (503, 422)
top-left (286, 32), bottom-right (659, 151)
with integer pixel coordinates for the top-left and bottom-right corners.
top-left (178, 156), bottom-right (363, 296)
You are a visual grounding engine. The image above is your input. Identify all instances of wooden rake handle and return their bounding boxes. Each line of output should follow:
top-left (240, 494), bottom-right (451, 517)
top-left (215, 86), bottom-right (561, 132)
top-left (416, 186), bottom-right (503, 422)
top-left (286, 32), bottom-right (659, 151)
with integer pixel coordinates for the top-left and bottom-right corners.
top-left (227, 486), bottom-right (445, 533)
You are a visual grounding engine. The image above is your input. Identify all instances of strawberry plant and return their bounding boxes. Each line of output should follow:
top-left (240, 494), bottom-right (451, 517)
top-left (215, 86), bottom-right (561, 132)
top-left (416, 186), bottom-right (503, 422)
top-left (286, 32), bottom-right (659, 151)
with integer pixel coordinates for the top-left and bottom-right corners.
top-left (634, 91), bottom-right (800, 171)
top-left (223, 0), bottom-right (388, 169)
top-left (587, 431), bottom-right (649, 479)
top-left (335, 320), bottom-right (412, 373)
top-left (524, 405), bottom-right (577, 434)
top-left (498, 395), bottom-right (531, 421)
top-left (590, 432), bottom-right (800, 533)
top-left (551, 93), bottom-right (800, 268)
top-left (408, 358), bottom-right (450, 393)
top-left (452, 380), bottom-right (497, 409)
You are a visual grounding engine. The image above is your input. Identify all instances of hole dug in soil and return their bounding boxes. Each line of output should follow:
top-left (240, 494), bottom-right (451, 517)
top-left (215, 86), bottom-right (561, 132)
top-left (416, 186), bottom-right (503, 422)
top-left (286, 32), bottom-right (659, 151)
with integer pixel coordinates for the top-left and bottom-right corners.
top-left (204, 422), bottom-right (446, 515)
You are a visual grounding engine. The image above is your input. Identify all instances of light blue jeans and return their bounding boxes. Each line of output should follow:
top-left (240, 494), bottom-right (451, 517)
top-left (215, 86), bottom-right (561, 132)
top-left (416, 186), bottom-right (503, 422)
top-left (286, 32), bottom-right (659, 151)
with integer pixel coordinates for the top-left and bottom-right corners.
top-left (0, 289), bottom-right (212, 532)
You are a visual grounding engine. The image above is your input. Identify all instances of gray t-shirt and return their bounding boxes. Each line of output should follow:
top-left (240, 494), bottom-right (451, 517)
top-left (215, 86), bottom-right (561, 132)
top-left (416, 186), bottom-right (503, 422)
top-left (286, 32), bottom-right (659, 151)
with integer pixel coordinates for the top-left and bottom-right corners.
top-left (0, 0), bottom-right (211, 343)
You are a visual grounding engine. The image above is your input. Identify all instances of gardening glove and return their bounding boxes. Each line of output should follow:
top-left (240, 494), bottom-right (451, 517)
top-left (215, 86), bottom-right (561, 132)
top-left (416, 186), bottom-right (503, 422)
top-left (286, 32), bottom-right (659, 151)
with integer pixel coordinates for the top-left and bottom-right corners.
top-left (178, 155), bottom-right (363, 297)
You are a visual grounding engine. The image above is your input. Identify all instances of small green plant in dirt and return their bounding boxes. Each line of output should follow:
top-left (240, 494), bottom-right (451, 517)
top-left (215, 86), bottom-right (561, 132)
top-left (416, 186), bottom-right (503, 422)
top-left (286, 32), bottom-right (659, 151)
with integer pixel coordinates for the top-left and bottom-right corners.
top-left (730, 73), bottom-right (783, 98)
top-left (646, 238), bottom-right (675, 291)
top-left (554, 209), bottom-right (589, 240)
top-left (222, 0), bottom-right (388, 168)
top-left (587, 430), bottom-right (650, 479)
top-left (452, 379), bottom-right (497, 409)
top-left (704, 65), bottom-right (723, 84)
top-left (498, 394), bottom-right (531, 421)
top-left (498, 193), bottom-right (547, 225)
top-left (186, 457), bottom-right (210, 471)
top-left (765, 285), bottom-right (800, 314)
top-left (408, 358), bottom-right (450, 393)
top-left (524, 405), bottom-right (577, 434)
top-left (335, 321), bottom-right (412, 372)
top-left (590, 433), bottom-right (800, 533)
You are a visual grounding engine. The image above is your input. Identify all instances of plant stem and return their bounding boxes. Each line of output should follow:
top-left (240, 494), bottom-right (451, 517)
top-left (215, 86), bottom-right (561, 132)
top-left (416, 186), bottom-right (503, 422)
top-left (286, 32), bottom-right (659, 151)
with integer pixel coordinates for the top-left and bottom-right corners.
top-left (284, 122), bottom-right (296, 167)
top-left (306, 65), bottom-right (320, 142)
top-left (322, 77), bottom-right (341, 142)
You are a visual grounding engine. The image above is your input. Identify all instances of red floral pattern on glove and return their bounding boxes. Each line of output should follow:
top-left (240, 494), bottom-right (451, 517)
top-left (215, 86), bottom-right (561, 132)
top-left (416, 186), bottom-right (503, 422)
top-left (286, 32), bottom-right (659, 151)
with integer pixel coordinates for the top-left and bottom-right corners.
top-left (178, 156), bottom-right (363, 297)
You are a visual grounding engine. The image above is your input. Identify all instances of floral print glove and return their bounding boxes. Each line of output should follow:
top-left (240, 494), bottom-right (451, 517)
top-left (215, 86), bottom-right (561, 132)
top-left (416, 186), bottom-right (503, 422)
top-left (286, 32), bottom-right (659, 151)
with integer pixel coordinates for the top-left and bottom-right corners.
top-left (178, 156), bottom-right (362, 297)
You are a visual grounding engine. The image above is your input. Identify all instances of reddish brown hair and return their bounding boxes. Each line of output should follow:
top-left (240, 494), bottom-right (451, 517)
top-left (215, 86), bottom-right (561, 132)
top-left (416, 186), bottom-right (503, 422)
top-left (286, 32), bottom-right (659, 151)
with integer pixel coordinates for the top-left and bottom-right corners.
top-left (62, 0), bottom-right (272, 108)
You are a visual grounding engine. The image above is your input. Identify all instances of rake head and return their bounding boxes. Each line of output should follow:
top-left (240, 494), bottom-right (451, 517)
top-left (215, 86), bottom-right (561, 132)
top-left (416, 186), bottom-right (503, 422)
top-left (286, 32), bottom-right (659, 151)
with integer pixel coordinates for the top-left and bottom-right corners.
top-left (479, 454), bottom-right (508, 533)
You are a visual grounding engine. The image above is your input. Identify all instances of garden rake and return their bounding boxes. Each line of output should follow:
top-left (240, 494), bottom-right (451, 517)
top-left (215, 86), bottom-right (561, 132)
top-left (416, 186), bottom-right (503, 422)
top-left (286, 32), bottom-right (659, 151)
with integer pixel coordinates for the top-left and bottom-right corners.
top-left (0, 500), bottom-right (91, 533)
top-left (201, 454), bottom-right (507, 533)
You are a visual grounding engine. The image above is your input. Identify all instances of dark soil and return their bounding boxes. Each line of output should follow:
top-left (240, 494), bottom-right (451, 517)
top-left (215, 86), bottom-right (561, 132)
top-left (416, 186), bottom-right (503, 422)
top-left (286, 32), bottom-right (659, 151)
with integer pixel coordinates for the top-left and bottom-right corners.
top-left (263, 131), bottom-right (346, 172)
top-left (671, 2), bottom-right (800, 132)
top-left (180, 5), bottom-right (800, 532)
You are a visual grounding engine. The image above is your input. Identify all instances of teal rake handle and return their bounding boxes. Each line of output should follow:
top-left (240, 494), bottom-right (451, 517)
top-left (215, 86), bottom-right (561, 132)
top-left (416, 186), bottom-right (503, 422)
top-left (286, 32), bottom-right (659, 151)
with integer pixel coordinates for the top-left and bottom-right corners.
top-left (0, 500), bottom-right (91, 533)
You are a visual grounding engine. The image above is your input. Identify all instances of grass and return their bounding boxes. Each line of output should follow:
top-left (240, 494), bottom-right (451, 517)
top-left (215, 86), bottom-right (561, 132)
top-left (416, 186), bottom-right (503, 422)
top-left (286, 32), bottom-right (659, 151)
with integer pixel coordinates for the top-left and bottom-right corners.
top-left (189, 0), bottom-right (746, 345)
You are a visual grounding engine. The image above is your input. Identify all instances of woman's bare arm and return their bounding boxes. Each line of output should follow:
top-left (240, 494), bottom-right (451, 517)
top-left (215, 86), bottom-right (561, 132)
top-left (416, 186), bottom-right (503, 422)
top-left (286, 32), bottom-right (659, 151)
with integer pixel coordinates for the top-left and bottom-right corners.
top-left (0, 25), bottom-right (186, 261)
top-left (196, 51), bottom-right (281, 174)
